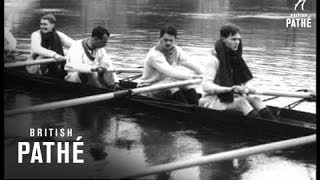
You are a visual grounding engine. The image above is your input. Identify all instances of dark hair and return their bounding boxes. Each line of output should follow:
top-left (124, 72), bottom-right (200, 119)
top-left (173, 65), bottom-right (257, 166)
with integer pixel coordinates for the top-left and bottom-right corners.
top-left (41, 14), bottom-right (56, 24)
top-left (160, 25), bottom-right (177, 38)
top-left (220, 24), bottom-right (240, 38)
top-left (91, 26), bottom-right (110, 39)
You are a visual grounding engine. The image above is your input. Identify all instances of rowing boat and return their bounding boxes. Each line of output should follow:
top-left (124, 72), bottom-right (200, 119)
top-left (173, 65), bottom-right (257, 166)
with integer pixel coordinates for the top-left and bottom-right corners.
top-left (126, 95), bottom-right (316, 138)
top-left (4, 69), bottom-right (316, 138)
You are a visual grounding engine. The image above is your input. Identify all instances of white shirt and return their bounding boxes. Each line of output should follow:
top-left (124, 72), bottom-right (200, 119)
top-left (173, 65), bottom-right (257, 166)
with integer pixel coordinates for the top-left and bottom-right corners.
top-left (137, 45), bottom-right (192, 87)
top-left (65, 39), bottom-right (118, 80)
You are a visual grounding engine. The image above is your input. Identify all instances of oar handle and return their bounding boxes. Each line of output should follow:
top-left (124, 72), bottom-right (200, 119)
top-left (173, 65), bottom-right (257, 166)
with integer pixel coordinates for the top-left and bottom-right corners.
top-left (4, 58), bottom-right (66, 68)
top-left (252, 89), bottom-right (316, 99)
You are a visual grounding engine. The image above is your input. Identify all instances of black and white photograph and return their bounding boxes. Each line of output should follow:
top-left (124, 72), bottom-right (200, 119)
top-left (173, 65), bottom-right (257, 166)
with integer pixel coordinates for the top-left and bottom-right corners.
top-left (4, 0), bottom-right (316, 179)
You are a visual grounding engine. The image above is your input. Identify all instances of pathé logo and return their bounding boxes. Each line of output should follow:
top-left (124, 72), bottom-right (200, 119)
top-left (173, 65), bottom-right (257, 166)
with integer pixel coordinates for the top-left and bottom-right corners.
top-left (286, 0), bottom-right (311, 28)
top-left (294, 0), bottom-right (307, 10)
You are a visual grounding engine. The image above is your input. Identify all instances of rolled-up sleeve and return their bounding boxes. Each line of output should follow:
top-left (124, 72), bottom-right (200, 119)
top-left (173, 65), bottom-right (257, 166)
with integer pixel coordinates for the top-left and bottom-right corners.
top-left (57, 31), bottom-right (75, 48)
top-left (99, 49), bottom-right (119, 82)
top-left (151, 53), bottom-right (192, 80)
top-left (99, 49), bottom-right (114, 68)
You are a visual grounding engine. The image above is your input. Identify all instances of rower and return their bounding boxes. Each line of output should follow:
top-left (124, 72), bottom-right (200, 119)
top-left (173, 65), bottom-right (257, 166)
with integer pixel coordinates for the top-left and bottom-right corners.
top-left (64, 26), bottom-right (118, 90)
top-left (4, 27), bottom-right (17, 60)
top-left (199, 24), bottom-right (276, 119)
top-left (137, 25), bottom-right (204, 105)
top-left (26, 14), bottom-right (74, 79)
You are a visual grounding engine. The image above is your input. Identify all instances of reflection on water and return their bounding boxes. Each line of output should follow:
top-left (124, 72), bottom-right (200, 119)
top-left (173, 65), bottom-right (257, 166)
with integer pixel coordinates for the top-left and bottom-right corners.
top-left (241, 154), bottom-right (316, 180)
top-left (4, 88), bottom-right (316, 179)
top-left (4, 0), bottom-right (316, 179)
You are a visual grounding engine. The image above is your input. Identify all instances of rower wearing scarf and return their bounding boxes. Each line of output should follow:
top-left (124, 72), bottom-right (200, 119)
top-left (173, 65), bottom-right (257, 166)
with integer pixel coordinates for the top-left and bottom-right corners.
top-left (64, 26), bottom-right (118, 90)
top-left (137, 25), bottom-right (204, 105)
top-left (26, 14), bottom-right (74, 79)
top-left (199, 24), bottom-right (276, 119)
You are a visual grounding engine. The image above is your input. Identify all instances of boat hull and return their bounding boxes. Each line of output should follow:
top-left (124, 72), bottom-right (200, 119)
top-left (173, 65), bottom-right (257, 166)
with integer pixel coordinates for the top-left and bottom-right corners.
top-left (124, 95), bottom-right (316, 138)
top-left (4, 69), bottom-right (316, 138)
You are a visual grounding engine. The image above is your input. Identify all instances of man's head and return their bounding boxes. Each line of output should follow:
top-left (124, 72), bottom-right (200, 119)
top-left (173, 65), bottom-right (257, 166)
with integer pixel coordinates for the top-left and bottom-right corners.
top-left (220, 24), bottom-right (241, 51)
top-left (91, 26), bottom-right (110, 49)
top-left (159, 25), bottom-right (177, 51)
top-left (40, 14), bottom-right (56, 33)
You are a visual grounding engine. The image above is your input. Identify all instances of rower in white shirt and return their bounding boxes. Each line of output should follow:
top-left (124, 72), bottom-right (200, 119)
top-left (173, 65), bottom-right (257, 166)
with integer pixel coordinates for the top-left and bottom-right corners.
top-left (64, 26), bottom-right (118, 90)
top-left (137, 25), bottom-right (204, 105)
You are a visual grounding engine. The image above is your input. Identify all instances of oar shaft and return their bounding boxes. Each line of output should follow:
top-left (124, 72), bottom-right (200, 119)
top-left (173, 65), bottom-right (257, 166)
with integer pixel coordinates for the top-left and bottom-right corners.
top-left (13, 49), bottom-right (30, 54)
top-left (5, 78), bottom-right (202, 116)
top-left (16, 38), bottom-right (31, 41)
top-left (253, 89), bottom-right (315, 98)
top-left (4, 58), bottom-right (62, 68)
top-left (109, 68), bottom-right (142, 73)
top-left (132, 79), bottom-right (201, 94)
top-left (119, 134), bottom-right (316, 179)
top-left (4, 90), bottom-right (130, 116)
top-left (5, 59), bottom-right (142, 73)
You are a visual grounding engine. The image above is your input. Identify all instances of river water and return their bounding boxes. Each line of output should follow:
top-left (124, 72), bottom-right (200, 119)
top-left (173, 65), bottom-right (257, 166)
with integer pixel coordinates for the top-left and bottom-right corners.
top-left (4, 0), bottom-right (316, 179)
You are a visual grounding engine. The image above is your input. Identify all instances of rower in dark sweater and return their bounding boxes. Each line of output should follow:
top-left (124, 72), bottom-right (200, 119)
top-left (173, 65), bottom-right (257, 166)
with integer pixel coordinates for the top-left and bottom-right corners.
top-left (199, 24), bottom-right (276, 119)
top-left (26, 14), bottom-right (74, 79)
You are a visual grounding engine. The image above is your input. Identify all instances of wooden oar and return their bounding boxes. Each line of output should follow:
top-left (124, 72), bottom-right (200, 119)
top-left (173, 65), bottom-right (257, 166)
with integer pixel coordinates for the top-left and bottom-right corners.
top-left (4, 58), bottom-right (64, 68)
top-left (262, 89), bottom-right (316, 102)
top-left (117, 134), bottom-right (316, 179)
top-left (4, 78), bottom-right (202, 116)
top-left (4, 59), bottom-right (143, 73)
top-left (12, 49), bottom-right (30, 54)
top-left (104, 68), bottom-right (142, 73)
top-left (250, 89), bottom-right (315, 99)
top-left (16, 38), bottom-right (31, 41)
